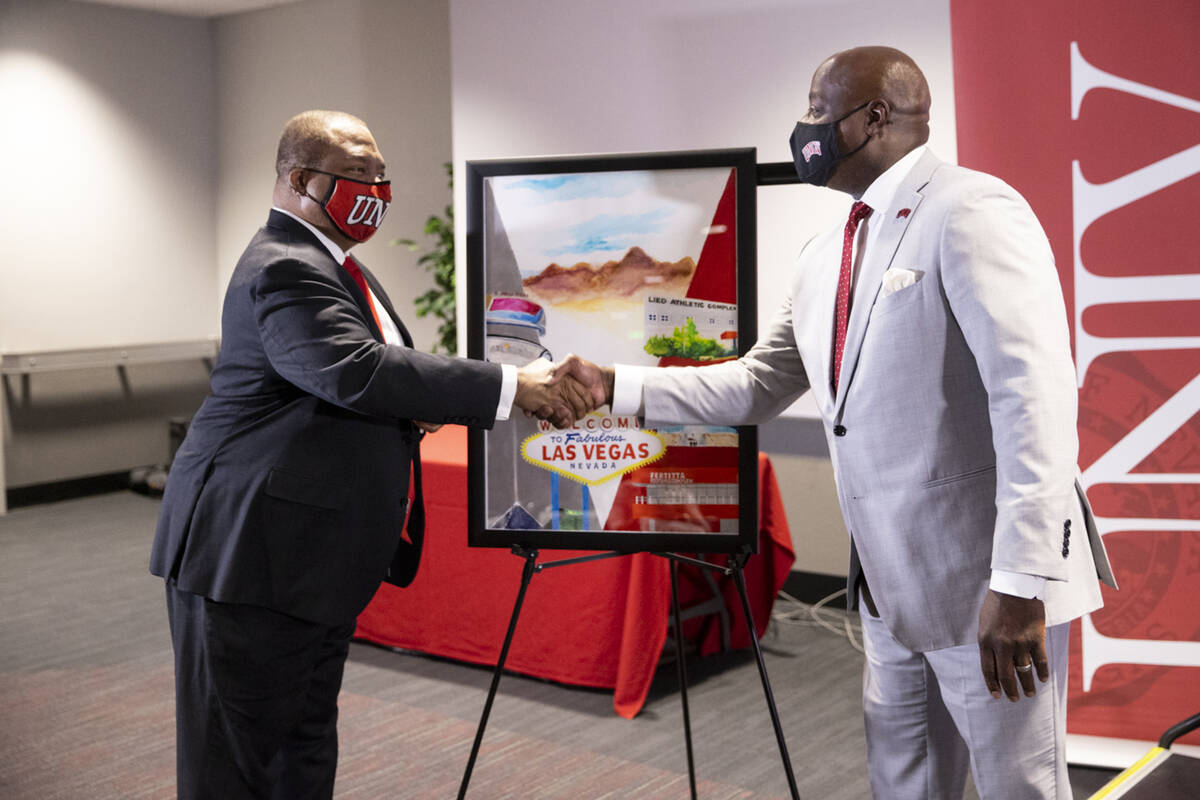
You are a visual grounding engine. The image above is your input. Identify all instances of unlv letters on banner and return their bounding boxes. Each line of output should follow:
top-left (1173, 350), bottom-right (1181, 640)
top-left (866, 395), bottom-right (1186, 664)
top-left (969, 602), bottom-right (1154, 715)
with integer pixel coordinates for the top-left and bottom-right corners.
top-left (950, 1), bottom-right (1200, 751)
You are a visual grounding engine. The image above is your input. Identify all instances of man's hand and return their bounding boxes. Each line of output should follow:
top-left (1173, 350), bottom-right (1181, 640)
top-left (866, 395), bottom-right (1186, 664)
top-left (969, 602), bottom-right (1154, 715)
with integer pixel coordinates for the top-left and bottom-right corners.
top-left (414, 421), bottom-right (442, 434)
top-left (514, 357), bottom-right (595, 428)
top-left (552, 354), bottom-right (614, 409)
top-left (978, 589), bottom-right (1048, 702)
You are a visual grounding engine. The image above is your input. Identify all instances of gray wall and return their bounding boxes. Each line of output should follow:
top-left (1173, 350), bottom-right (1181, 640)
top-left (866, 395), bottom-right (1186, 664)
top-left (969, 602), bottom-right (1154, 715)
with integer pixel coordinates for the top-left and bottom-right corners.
top-left (0, 0), bottom-right (219, 487)
top-left (0, 1), bottom-right (219, 354)
top-left (1, 0), bottom-right (454, 490)
top-left (214, 0), bottom-right (453, 353)
top-left (4, 0), bottom-right (869, 579)
top-left (758, 418), bottom-right (850, 577)
top-left (449, 0), bottom-right (960, 575)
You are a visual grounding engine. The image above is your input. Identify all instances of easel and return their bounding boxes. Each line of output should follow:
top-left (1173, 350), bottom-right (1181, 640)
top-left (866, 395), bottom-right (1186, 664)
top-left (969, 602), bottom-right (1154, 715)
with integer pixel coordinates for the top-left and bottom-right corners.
top-left (456, 545), bottom-right (801, 800)
top-left (459, 154), bottom-right (805, 797)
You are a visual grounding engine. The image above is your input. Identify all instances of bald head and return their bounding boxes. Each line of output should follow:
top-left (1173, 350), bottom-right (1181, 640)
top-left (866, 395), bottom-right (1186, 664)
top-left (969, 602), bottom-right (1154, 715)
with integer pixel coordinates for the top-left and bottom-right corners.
top-left (818, 46), bottom-right (930, 131)
top-left (272, 109), bottom-right (387, 250)
top-left (800, 46), bottom-right (932, 196)
top-left (275, 110), bottom-right (373, 181)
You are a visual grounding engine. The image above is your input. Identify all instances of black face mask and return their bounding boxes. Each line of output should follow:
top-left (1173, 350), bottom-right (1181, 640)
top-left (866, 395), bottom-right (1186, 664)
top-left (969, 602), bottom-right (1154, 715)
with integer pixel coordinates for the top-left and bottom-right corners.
top-left (789, 101), bottom-right (871, 186)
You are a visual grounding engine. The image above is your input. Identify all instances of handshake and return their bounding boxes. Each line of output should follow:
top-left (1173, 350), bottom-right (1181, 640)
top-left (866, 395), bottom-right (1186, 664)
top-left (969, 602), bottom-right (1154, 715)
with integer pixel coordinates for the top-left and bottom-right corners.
top-left (513, 354), bottom-right (615, 428)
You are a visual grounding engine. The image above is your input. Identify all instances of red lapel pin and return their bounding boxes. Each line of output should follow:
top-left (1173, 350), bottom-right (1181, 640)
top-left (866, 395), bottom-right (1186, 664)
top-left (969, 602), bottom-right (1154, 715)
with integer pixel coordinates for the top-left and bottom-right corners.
top-left (896, 208), bottom-right (911, 219)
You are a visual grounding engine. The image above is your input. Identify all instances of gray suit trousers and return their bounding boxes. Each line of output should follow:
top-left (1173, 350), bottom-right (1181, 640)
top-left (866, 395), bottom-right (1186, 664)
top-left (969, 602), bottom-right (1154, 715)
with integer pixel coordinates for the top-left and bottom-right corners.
top-left (860, 608), bottom-right (1070, 800)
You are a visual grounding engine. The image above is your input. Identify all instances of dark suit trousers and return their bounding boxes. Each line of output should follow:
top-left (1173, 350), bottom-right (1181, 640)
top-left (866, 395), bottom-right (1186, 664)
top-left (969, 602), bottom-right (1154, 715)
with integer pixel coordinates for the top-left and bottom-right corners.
top-left (165, 583), bottom-right (355, 800)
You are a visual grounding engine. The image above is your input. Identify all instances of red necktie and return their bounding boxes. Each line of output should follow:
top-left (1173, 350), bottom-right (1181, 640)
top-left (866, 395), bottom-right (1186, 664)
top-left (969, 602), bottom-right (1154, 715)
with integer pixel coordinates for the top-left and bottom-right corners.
top-left (831, 201), bottom-right (873, 392)
top-left (338, 255), bottom-right (426, 585)
top-left (341, 255), bottom-right (384, 336)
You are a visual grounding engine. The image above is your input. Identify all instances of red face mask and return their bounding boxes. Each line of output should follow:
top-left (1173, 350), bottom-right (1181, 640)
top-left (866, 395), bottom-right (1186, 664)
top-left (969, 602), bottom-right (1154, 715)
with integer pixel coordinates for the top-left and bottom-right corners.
top-left (305, 169), bottom-right (392, 242)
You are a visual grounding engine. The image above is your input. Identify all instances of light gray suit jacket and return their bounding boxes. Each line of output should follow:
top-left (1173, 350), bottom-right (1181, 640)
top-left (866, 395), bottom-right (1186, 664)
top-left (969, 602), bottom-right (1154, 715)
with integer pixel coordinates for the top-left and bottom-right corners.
top-left (639, 150), bottom-right (1116, 652)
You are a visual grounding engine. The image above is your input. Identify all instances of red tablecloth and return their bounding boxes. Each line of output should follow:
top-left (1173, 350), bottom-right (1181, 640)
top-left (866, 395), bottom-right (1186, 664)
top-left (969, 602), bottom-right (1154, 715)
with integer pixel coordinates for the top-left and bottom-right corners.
top-left (354, 426), bottom-right (794, 718)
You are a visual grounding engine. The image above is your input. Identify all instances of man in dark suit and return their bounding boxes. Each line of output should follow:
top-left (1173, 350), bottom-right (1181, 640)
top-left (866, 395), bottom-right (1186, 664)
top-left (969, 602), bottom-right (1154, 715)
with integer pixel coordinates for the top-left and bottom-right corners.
top-left (150, 110), bottom-right (595, 799)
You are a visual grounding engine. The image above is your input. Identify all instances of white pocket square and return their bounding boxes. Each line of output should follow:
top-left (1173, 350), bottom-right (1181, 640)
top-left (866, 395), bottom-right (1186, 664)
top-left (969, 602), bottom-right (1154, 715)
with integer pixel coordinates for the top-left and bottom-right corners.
top-left (880, 268), bottom-right (923, 298)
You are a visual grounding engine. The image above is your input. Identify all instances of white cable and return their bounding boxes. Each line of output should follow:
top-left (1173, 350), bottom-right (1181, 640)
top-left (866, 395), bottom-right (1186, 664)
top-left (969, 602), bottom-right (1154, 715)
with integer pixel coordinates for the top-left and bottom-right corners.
top-left (843, 612), bottom-right (861, 652)
top-left (772, 587), bottom-right (864, 654)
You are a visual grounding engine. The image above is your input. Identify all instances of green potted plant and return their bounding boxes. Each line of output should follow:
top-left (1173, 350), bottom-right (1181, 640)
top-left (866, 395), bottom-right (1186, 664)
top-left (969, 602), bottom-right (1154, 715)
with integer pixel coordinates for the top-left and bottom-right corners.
top-left (393, 162), bottom-right (456, 354)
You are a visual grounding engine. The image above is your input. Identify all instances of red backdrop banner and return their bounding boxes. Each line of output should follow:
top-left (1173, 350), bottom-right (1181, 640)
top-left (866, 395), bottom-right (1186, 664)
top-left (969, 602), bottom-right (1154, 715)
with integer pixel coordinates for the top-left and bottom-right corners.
top-left (949, 0), bottom-right (1200, 747)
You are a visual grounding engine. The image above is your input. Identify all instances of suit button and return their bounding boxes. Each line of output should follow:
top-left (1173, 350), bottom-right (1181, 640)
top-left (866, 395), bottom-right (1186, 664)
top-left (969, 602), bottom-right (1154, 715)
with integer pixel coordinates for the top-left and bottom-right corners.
top-left (833, 425), bottom-right (847, 437)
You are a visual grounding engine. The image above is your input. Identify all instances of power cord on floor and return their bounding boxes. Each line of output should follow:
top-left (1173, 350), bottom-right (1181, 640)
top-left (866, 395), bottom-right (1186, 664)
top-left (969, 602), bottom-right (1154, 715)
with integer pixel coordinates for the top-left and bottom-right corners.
top-left (771, 588), bottom-right (864, 654)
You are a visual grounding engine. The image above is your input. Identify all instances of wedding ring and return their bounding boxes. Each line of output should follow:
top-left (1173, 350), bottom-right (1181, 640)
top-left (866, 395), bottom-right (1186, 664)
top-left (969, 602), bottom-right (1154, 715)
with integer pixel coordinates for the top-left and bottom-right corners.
top-left (1015, 662), bottom-right (1034, 673)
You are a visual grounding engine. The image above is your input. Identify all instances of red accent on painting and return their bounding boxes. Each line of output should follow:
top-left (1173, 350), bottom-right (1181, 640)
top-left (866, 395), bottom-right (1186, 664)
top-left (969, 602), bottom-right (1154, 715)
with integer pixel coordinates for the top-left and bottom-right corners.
top-left (684, 170), bottom-right (738, 306)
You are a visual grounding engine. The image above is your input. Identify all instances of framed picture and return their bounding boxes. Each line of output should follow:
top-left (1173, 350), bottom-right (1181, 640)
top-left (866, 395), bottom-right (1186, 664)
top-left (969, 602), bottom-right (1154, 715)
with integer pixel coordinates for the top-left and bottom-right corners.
top-left (466, 148), bottom-right (758, 554)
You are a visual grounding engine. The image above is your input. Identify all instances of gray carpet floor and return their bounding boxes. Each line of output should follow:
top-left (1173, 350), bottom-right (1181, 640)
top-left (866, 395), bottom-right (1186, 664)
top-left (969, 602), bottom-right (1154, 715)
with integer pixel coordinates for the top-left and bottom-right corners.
top-left (0, 491), bottom-right (1117, 798)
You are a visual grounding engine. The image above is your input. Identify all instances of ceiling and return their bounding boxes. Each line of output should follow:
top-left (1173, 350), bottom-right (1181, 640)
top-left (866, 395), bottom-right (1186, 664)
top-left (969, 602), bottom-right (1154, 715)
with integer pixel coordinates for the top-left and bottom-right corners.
top-left (70, 0), bottom-right (303, 18)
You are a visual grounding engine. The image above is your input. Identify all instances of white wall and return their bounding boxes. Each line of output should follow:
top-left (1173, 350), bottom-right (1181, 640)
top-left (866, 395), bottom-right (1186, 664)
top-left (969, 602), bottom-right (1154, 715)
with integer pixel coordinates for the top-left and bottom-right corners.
top-left (0, 0), bottom-right (219, 353)
top-left (0, 0), bottom-right (453, 357)
top-left (215, 0), bottom-right (453, 351)
top-left (449, 0), bottom-right (958, 576)
top-left (1, 0), bottom-right (952, 553)
top-left (450, 0), bottom-right (957, 367)
top-left (0, 0), bottom-right (456, 492)
top-left (2, 0), bottom-right (456, 355)
top-left (0, 0), bottom-right (218, 488)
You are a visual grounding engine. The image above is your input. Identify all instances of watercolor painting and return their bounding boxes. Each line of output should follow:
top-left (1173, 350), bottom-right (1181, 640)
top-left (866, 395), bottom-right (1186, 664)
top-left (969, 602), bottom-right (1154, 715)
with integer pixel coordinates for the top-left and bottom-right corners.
top-left (467, 150), bottom-right (758, 554)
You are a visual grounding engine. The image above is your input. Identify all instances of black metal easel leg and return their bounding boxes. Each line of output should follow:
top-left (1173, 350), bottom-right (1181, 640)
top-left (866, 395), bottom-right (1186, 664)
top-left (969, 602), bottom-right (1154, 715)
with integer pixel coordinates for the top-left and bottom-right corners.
top-left (458, 547), bottom-right (539, 800)
top-left (670, 559), bottom-right (698, 800)
top-left (731, 561), bottom-right (801, 800)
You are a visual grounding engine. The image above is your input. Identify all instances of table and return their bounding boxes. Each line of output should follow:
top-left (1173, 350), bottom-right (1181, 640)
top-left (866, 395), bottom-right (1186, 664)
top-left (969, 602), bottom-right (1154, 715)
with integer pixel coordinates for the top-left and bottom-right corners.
top-left (354, 426), bottom-right (794, 718)
top-left (0, 340), bottom-right (217, 514)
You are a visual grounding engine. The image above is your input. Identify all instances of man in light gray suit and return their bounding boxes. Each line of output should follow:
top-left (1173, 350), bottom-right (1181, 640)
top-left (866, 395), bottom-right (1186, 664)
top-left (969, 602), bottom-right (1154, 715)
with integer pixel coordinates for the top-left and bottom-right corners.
top-left (570, 47), bottom-right (1117, 798)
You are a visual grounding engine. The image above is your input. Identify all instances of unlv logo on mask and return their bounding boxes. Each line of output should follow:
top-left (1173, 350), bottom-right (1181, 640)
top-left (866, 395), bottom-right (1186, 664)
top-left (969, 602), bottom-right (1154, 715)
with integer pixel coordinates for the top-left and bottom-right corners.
top-left (347, 195), bottom-right (388, 229)
top-left (319, 174), bottom-right (392, 242)
top-left (802, 141), bottom-right (822, 163)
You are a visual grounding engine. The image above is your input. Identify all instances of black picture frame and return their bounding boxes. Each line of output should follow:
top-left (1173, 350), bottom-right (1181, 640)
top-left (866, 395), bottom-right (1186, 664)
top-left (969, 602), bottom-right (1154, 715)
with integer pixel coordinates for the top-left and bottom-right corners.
top-left (466, 147), bottom-right (758, 554)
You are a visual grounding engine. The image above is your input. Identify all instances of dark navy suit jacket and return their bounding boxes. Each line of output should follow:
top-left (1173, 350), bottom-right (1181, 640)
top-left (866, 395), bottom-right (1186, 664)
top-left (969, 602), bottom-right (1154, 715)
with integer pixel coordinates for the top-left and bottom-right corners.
top-left (150, 210), bottom-right (502, 624)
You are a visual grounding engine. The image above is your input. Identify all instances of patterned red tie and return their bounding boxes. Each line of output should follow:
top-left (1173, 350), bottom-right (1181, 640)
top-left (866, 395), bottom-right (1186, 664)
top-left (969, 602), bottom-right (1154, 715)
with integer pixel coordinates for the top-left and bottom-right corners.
top-left (831, 200), bottom-right (873, 392)
top-left (338, 255), bottom-right (426, 586)
top-left (341, 255), bottom-right (384, 336)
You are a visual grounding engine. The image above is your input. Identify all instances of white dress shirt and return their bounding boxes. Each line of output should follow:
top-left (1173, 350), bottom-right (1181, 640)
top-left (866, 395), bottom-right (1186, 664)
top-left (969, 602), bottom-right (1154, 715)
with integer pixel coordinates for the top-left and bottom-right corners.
top-left (272, 208), bottom-right (517, 421)
top-left (609, 149), bottom-right (1044, 601)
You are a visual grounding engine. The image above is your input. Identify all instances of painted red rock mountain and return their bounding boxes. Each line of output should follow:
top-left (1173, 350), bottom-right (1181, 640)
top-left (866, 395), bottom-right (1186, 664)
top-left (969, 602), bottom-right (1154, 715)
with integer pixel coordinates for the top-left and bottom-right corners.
top-left (522, 247), bottom-right (695, 305)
